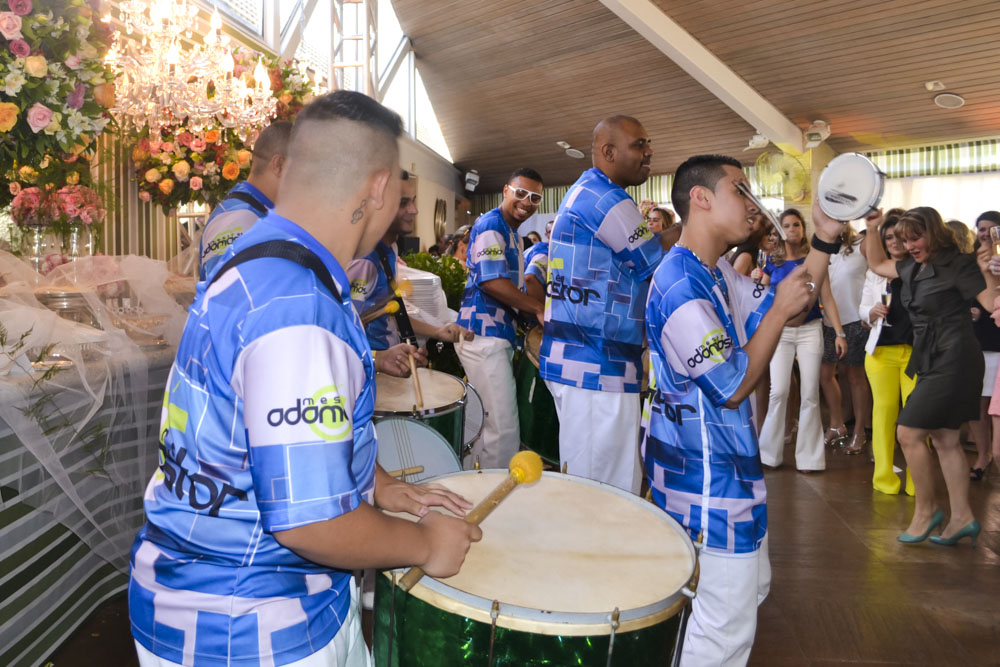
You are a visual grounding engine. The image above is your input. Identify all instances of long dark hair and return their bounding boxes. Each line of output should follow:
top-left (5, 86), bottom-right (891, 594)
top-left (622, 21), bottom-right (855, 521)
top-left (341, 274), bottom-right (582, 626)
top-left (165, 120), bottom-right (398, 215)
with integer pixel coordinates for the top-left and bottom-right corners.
top-left (895, 207), bottom-right (956, 258)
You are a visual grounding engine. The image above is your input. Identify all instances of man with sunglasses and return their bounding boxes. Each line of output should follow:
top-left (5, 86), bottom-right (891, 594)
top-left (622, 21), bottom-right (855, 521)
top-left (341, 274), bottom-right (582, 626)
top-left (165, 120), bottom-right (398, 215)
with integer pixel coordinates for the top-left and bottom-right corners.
top-left (456, 168), bottom-right (546, 469)
top-left (538, 115), bottom-right (662, 493)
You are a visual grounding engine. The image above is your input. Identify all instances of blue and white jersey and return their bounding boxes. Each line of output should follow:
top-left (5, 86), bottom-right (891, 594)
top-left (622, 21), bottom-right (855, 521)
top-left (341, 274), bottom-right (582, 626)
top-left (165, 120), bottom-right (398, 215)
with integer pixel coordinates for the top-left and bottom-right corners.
top-left (456, 207), bottom-right (525, 346)
top-left (523, 240), bottom-right (549, 285)
top-left (642, 246), bottom-right (773, 556)
top-left (347, 241), bottom-right (399, 350)
top-left (199, 182), bottom-right (274, 281)
top-left (539, 168), bottom-right (663, 393)
top-left (130, 213), bottom-right (376, 666)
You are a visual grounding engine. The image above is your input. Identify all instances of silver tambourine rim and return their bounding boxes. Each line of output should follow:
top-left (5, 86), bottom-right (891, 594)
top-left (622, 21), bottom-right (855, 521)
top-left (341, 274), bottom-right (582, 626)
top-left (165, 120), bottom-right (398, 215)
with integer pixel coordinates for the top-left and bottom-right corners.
top-left (384, 470), bottom-right (699, 635)
top-left (818, 152), bottom-right (886, 221)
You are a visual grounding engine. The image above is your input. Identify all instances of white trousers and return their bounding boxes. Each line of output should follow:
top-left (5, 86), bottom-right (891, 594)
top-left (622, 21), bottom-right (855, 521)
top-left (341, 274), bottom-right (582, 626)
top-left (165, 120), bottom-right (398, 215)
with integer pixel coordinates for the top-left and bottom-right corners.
top-left (457, 335), bottom-right (519, 469)
top-left (135, 582), bottom-right (371, 667)
top-left (759, 320), bottom-right (825, 470)
top-left (545, 380), bottom-right (642, 493)
top-left (681, 536), bottom-right (771, 667)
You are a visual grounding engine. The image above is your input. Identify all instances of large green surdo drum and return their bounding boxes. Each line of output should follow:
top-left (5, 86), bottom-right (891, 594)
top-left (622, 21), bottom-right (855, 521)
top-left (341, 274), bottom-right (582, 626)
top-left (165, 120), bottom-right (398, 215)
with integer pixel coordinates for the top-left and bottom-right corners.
top-left (374, 470), bottom-right (698, 666)
top-left (514, 327), bottom-right (559, 464)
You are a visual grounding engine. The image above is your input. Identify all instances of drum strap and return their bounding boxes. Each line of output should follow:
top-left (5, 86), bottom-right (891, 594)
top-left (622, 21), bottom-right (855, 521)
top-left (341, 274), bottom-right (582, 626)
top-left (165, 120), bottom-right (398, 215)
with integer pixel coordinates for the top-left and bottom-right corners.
top-left (375, 243), bottom-right (417, 346)
top-left (224, 190), bottom-right (269, 217)
top-left (207, 240), bottom-right (341, 303)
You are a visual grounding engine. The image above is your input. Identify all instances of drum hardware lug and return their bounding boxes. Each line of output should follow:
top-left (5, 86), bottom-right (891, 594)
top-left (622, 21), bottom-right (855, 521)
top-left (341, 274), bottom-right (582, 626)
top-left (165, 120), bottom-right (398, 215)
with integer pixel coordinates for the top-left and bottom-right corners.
top-left (693, 531), bottom-right (705, 552)
top-left (474, 456), bottom-right (481, 470)
top-left (436, 341), bottom-right (444, 353)
top-left (681, 586), bottom-right (696, 599)
top-left (487, 599), bottom-right (500, 666)
top-left (605, 607), bottom-right (620, 667)
top-left (561, 461), bottom-right (568, 475)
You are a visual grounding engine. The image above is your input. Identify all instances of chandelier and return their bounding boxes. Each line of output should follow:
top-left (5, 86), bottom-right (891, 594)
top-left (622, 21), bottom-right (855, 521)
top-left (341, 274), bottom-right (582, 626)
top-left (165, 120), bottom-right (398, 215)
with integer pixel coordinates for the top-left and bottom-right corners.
top-left (104, 0), bottom-right (277, 139)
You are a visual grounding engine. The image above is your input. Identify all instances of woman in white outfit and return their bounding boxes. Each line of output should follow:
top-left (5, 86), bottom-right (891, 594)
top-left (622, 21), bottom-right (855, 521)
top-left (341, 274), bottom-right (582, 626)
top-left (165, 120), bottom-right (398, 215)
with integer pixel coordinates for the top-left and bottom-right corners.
top-left (759, 209), bottom-right (846, 472)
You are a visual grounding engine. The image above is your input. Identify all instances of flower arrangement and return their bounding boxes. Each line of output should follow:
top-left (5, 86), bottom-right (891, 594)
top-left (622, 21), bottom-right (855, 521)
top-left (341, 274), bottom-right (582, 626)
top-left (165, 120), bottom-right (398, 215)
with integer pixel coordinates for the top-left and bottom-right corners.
top-left (11, 181), bottom-right (104, 229)
top-left (131, 125), bottom-right (252, 214)
top-left (0, 0), bottom-right (115, 209)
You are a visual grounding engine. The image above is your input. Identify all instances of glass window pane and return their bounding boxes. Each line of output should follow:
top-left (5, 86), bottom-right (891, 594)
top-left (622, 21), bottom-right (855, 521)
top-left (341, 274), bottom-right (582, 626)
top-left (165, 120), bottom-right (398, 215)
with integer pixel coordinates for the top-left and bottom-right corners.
top-left (377, 0), bottom-right (404, 78)
top-left (216, 0), bottom-right (263, 34)
top-left (414, 66), bottom-right (453, 162)
top-left (294, 0), bottom-right (331, 76)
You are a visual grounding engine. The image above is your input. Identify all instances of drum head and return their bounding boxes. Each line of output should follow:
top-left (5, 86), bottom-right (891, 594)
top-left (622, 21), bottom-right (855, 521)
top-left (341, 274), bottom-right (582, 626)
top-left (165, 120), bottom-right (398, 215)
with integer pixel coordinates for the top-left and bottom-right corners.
top-left (375, 368), bottom-right (466, 415)
top-left (817, 153), bottom-right (885, 221)
top-left (386, 471), bottom-right (696, 634)
top-left (463, 382), bottom-right (485, 448)
top-left (376, 418), bottom-right (461, 483)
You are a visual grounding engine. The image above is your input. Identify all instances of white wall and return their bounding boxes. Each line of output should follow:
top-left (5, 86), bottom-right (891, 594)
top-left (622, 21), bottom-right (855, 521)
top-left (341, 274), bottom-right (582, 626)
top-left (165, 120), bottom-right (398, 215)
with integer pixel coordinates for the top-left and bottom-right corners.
top-left (398, 135), bottom-right (463, 250)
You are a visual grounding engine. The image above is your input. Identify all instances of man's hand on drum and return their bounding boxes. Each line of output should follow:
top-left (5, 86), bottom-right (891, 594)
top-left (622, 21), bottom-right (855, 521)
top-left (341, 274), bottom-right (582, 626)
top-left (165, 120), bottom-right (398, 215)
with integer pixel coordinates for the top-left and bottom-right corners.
top-left (375, 343), bottom-right (427, 377)
top-left (418, 511), bottom-right (483, 578)
top-left (375, 467), bottom-right (473, 518)
top-left (433, 323), bottom-right (474, 343)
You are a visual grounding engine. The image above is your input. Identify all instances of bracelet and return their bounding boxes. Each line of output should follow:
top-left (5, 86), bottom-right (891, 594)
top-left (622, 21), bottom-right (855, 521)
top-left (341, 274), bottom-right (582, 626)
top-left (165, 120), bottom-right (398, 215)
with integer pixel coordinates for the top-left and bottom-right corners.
top-left (835, 332), bottom-right (847, 339)
top-left (811, 234), bottom-right (842, 254)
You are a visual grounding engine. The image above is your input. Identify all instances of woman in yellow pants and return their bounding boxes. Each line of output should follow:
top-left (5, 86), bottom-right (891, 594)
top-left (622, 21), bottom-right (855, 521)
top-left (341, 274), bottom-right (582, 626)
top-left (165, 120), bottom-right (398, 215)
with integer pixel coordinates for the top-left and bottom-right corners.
top-left (860, 211), bottom-right (916, 495)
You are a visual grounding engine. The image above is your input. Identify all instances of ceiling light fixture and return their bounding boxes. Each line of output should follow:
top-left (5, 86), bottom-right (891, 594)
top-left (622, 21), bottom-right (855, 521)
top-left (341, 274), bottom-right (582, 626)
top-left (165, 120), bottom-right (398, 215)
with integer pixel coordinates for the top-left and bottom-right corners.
top-left (565, 148), bottom-right (585, 159)
top-left (934, 93), bottom-right (965, 109)
top-left (555, 140), bottom-right (571, 149)
top-left (924, 80), bottom-right (946, 92)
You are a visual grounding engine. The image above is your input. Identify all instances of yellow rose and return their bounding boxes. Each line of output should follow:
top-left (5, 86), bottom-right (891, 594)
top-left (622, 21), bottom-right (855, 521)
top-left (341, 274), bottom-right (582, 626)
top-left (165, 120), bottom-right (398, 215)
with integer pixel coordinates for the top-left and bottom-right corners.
top-left (66, 171), bottom-right (80, 184)
top-left (236, 149), bottom-right (252, 167)
top-left (279, 93), bottom-right (293, 104)
top-left (204, 129), bottom-right (220, 143)
top-left (0, 102), bottom-right (18, 132)
top-left (221, 161), bottom-right (240, 180)
top-left (24, 55), bottom-right (48, 78)
top-left (158, 178), bottom-right (175, 195)
top-left (171, 160), bottom-right (191, 181)
top-left (144, 168), bottom-right (162, 183)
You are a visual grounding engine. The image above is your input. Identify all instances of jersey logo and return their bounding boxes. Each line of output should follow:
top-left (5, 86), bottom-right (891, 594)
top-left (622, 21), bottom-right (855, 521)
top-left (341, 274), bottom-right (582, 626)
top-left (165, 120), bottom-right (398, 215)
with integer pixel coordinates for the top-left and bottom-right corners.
top-left (628, 222), bottom-right (653, 244)
top-left (266, 385), bottom-right (353, 441)
top-left (547, 274), bottom-right (600, 306)
top-left (350, 278), bottom-right (369, 296)
top-left (476, 243), bottom-right (503, 259)
top-left (202, 227), bottom-right (243, 255)
top-left (687, 329), bottom-right (733, 368)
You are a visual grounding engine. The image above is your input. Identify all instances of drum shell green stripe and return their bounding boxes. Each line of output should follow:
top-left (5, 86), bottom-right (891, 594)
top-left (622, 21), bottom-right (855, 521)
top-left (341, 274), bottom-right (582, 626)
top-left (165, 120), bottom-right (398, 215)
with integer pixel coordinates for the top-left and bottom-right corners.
top-left (373, 574), bottom-right (682, 666)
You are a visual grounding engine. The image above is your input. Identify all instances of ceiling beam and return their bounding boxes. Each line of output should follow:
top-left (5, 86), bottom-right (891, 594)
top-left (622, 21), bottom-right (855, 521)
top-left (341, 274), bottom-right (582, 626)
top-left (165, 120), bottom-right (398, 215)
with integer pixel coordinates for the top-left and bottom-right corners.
top-left (598, 0), bottom-right (805, 154)
top-left (280, 0), bottom-right (320, 60)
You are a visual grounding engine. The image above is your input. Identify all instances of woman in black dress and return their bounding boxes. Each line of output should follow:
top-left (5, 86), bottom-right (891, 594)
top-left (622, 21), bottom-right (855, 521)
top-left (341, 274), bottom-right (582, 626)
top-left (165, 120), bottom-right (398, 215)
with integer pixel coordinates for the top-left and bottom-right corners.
top-left (865, 207), bottom-right (996, 547)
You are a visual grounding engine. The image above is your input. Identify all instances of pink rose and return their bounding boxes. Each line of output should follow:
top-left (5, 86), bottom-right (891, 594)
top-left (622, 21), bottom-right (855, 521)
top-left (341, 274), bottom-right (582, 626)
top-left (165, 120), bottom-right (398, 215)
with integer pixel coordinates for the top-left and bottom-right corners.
top-left (138, 190), bottom-right (152, 202)
top-left (176, 132), bottom-right (193, 147)
top-left (189, 137), bottom-right (207, 152)
top-left (0, 12), bottom-right (22, 39)
top-left (9, 181), bottom-right (20, 195)
top-left (9, 38), bottom-right (28, 57)
top-left (8, 0), bottom-right (31, 16)
top-left (189, 176), bottom-right (203, 191)
top-left (161, 141), bottom-right (174, 152)
top-left (148, 139), bottom-right (161, 154)
top-left (64, 54), bottom-right (82, 70)
top-left (25, 103), bottom-right (53, 134)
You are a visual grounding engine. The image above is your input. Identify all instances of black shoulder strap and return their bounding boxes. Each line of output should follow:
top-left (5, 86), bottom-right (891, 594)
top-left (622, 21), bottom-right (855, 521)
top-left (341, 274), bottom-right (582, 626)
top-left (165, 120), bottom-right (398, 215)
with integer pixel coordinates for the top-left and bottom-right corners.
top-left (207, 240), bottom-right (341, 302)
top-left (225, 190), bottom-right (268, 217)
top-left (373, 244), bottom-right (417, 345)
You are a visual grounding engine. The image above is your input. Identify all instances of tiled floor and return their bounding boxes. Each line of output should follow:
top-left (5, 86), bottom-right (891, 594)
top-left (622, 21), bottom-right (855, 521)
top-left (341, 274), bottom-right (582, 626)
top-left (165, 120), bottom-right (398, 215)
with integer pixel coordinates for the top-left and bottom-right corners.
top-left (48, 443), bottom-right (1000, 666)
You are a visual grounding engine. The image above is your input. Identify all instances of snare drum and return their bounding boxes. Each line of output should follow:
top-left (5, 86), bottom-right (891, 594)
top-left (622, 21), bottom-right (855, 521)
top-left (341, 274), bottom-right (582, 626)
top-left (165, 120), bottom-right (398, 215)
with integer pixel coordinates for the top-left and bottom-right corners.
top-left (463, 382), bottom-right (485, 450)
top-left (817, 152), bottom-right (886, 221)
top-left (374, 471), bottom-right (697, 666)
top-left (375, 418), bottom-right (461, 484)
top-left (375, 368), bottom-right (467, 457)
top-left (515, 327), bottom-right (559, 463)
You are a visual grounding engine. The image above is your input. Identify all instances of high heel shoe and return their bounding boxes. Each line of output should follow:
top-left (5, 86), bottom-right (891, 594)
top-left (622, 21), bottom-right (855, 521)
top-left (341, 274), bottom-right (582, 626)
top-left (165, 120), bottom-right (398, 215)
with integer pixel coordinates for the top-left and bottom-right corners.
top-left (929, 520), bottom-right (981, 547)
top-left (824, 424), bottom-right (847, 448)
top-left (897, 509), bottom-right (945, 543)
top-left (970, 459), bottom-right (992, 481)
top-left (841, 434), bottom-right (867, 456)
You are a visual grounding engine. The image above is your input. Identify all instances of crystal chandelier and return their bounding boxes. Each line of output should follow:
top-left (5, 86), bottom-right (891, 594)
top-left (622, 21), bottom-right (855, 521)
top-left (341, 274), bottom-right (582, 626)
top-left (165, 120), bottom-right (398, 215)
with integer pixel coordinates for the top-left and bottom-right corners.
top-left (104, 0), bottom-right (277, 139)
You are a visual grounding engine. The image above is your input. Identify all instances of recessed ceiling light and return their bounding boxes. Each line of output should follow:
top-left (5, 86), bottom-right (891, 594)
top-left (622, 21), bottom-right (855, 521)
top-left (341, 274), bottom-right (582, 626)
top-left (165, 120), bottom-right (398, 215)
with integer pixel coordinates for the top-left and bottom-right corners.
top-left (934, 92), bottom-right (965, 109)
top-left (555, 140), bottom-right (570, 149)
top-left (566, 148), bottom-right (585, 159)
top-left (924, 80), bottom-right (946, 92)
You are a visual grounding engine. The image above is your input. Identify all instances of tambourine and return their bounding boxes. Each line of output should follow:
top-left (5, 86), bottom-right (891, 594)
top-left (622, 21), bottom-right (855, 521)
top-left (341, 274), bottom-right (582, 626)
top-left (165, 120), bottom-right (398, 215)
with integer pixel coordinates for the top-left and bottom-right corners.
top-left (736, 181), bottom-right (786, 240)
top-left (817, 153), bottom-right (886, 222)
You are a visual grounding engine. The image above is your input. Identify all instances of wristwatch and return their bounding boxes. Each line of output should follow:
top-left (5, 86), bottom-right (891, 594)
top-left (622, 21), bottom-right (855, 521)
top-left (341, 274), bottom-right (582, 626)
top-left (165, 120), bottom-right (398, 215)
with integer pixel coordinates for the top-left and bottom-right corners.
top-left (835, 331), bottom-right (847, 338)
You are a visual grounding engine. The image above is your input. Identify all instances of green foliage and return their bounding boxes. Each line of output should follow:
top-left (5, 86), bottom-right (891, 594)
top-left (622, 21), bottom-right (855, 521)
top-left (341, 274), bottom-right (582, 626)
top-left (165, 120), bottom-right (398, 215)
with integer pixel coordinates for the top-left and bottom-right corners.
top-left (401, 251), bottom-right (467, 311)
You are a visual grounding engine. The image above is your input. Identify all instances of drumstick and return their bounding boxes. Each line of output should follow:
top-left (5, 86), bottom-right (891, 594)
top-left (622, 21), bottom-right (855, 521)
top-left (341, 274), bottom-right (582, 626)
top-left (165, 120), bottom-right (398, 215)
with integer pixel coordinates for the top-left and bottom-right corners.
top-left (397, 451), bottom-right (544, 593)
top-left (361, 299), bottom-right (400, 324)
top-left (386, 465), bottom-right (425, 479)
top-left (408, 353), bottom-right (424, 409)
top-left (358, 280), bottom-right (413, 323)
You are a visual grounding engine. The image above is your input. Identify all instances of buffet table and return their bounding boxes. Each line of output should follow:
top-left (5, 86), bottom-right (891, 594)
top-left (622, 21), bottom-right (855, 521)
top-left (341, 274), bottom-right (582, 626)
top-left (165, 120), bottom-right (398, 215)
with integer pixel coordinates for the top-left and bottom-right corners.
top-left (0, 338), bottom-right (174, 666)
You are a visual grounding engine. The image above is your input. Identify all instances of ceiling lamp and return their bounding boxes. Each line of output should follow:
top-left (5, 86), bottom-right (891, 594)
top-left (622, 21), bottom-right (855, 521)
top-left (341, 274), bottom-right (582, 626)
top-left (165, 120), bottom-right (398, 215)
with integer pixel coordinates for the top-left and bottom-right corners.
top-left (105, 0), bottom-right (277, 138)
top-left (934, 93), bottom-right (965, 109)
top-left (556, 140), bottom-right (586, 159)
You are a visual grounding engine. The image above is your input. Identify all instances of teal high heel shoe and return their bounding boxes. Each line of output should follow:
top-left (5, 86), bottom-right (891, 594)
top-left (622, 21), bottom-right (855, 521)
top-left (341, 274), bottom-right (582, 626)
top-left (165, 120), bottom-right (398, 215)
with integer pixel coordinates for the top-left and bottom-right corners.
top-left (929, 519), bottom-right (981, 547)
top-left (897, 509), bottom-right (945, 543)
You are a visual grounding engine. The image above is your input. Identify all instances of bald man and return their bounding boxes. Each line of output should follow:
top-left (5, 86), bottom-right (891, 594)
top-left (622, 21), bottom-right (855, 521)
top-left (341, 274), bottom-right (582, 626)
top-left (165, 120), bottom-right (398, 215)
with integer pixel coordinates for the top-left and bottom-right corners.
top-left (538, 115), bottom-right (663, 493)
top-left (199, 120), bottom-right (292, 280)
top-left (129, 92), bottom-right (480, 667)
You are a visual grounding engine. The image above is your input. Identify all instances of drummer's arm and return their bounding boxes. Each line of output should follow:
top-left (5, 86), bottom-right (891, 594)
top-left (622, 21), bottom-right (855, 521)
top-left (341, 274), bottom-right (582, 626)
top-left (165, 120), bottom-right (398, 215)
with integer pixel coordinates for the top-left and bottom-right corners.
top-left (409, 318), bottom-right (474, 343)
top-left (524, 274), bottom-right (545, 302)
top-left (864, 210), bottom-right (898, 279)
top-left (481, 278), bottom-right (545, 323)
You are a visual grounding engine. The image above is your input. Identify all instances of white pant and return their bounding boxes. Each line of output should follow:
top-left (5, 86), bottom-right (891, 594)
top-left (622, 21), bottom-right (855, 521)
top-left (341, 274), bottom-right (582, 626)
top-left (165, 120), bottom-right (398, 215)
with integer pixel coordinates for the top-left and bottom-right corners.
top-left (545, 380), bottom-right (642, 493)
top-left (457, 335), bottom-right (519, 469)
top-left (681, 536), bottom-right (771, 667)
top-left (135, 582), bottom-right (371, 667)
top-left (759, 320), bottom-right (825, 470)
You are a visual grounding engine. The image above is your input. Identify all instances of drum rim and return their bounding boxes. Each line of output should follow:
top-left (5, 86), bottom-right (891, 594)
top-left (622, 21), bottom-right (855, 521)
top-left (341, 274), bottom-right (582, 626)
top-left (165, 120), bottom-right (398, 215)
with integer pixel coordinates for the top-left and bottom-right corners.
top-left (383, 470), bottom-right (698, 636)
top-left (374, 417), bottom-right (462, 480)
top-left (818, 152), bottom-right (886, 221)
top-left (462, 381), bottom-right (485, 446)
top-left (374, 369), bottom-right (467, 417)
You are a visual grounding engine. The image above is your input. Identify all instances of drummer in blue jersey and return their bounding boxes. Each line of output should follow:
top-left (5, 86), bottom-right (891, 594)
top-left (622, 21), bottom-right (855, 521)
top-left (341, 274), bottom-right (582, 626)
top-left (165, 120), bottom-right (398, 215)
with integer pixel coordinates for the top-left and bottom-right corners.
top-left (456, 168), bottom-right (546, 469)
top-left (539, 115), bottom-right (662, 493)
top-left (199, 120), bottom-right (292, 280)
top-left (129, 92), bottom-right (481, 667)
top-left (347, 169), bottom-right (473, 353)
top-left (523, 218), bottom-right (553, 303)
top-left (642, 154), bottom-right (844, 667)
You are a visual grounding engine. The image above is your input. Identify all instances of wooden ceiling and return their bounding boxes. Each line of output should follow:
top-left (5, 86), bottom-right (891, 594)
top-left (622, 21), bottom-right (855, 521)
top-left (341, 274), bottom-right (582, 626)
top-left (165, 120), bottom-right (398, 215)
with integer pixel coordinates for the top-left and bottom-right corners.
top-left (390, 0), bottom-right (1000, 192)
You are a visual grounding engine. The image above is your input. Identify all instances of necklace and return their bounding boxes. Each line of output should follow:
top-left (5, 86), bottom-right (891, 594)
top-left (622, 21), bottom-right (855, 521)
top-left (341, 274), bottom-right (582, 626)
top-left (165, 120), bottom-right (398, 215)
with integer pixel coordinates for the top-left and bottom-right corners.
top-left (677, 242), bottom-right (729, 300)
top-left (675, 241), bottom-right (717, 270)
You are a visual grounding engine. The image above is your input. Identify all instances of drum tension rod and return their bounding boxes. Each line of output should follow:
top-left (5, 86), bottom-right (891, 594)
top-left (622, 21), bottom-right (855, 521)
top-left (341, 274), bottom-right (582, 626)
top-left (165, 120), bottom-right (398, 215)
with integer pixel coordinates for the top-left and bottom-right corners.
top-left (487, 599), bottom-right (500, 667)
top-left (387, 571), bottom-right (397, 667)
top-left (606, 607), bottom-right (620, 667)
